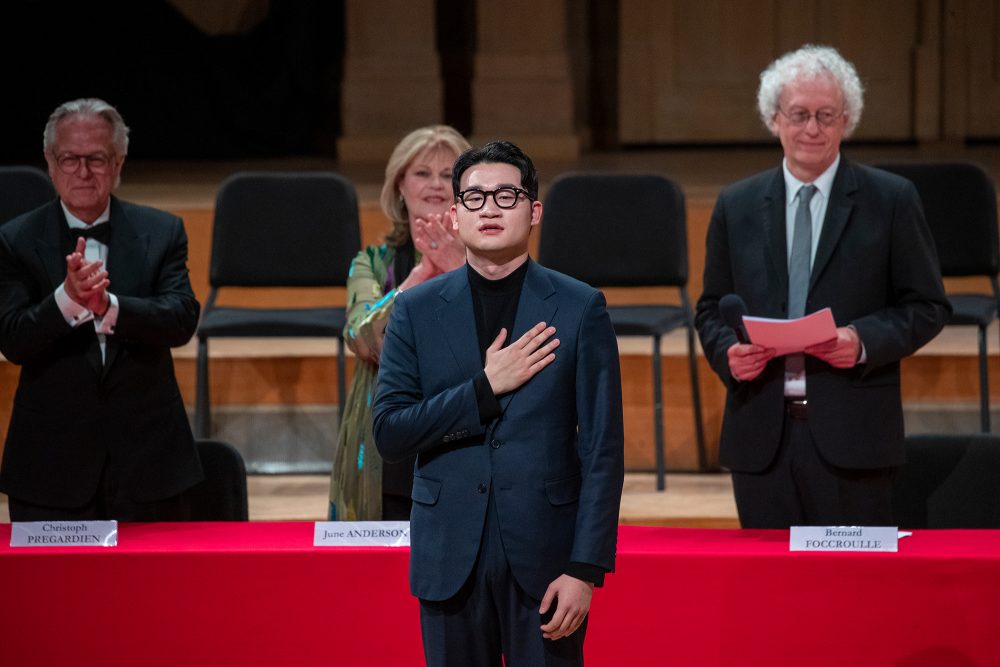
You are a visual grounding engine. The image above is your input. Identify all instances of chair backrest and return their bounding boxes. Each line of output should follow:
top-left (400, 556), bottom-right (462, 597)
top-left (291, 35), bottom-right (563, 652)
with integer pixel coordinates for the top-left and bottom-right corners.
top-left (0, 166), bottom-right (55, 225)
top-left (189, 439), bottom-right (249, 521)
top-left (538, 172), bottom-right (688, 287)
top-left (210, 171), bottom-right (361, 288)
top-left (892, 433), bottom-right (1000, 528)
top-left (876, 162), bottom-right (999, 277)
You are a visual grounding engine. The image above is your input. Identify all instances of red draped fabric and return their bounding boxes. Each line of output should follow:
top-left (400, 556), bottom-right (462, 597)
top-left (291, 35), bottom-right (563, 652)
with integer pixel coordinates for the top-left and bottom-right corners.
top-left (2, 524), bottom-right (997, 666)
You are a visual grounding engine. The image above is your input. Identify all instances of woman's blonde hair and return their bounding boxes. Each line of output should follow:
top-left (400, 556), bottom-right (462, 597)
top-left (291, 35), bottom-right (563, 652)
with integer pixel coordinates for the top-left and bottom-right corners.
top-left (380, 125), bottom-right (470, 246)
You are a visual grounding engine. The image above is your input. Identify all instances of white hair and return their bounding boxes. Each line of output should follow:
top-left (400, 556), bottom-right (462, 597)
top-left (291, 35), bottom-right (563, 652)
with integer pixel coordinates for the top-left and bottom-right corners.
top-left (43, 98), bottom-right (130, 156)
top-left (757, 44), bottom-right (864, 137)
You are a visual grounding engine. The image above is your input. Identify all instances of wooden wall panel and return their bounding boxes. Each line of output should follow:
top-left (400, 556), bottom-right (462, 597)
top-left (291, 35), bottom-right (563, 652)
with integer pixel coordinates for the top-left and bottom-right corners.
top-left (619, 0), bottom-right (776, 142)
top-left (620, 0), bottom-right (922, 142)
top-left (966, 0), bottom-right (1000, 138)
top-left (818, 0), bottom-right (918, 140)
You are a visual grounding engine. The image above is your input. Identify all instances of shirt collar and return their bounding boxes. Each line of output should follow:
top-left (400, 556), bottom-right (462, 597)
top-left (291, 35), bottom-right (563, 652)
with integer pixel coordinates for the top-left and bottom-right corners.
top-left (62, 200), bottom-right (111, 230)
top-left (782, 153), bottom-right (840, 207)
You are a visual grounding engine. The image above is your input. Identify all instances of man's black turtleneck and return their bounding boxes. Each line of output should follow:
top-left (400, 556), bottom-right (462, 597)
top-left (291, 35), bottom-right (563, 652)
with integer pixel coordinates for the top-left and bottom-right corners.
top-left (468, 260), bottom-right (529, 360)
top-left (467, 260), bottom-right (528, 425)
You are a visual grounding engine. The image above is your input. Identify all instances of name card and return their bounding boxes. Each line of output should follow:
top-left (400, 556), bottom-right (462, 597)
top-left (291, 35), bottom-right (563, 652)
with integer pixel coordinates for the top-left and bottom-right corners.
top-left (10, 521), bottom-right (118, 548)
top-left (790, 526), bottom-right (898, 552)
top-left (314, 521), bottom-right (410, 547)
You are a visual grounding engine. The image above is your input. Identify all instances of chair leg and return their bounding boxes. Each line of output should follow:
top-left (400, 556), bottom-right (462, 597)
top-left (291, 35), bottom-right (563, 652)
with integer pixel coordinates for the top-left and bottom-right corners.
top-left (979, 324), bottom-right (990, 433)
top-left (685, 323), bottom-right (709, 471)
top-left (652, 336), bottom-right (666, 492)
top-left (195, 337), bottom-right (211, 438)
top-left (337, 337), bottom-right (347, 423)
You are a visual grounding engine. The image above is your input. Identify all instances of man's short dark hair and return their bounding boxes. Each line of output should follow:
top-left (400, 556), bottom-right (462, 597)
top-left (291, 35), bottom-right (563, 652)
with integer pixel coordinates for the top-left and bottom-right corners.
top-left (452, 140), bottom-right (539, 201)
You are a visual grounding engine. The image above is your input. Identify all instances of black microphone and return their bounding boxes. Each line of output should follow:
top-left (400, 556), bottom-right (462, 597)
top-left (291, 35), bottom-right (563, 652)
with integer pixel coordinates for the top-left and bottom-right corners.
top-left (719, 294), bottom-right (750, 344)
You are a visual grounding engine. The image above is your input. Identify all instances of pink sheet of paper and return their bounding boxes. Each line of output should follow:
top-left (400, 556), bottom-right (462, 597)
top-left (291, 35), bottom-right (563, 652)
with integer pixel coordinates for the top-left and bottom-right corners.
top-left (742, 307), bottom-right (838, 356)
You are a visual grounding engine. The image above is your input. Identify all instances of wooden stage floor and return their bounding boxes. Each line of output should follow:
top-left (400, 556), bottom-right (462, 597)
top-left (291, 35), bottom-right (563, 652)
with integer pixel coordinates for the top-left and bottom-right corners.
top-left (0, 472), bottom-right (739, 527)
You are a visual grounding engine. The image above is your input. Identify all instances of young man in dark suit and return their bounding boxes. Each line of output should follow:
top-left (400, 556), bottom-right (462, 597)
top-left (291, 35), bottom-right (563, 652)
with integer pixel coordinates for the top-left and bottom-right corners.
top-left (374, 141), bottom-right (624, 665)
top-left (0, 98), bottom-right (202, 521)
top-left (696, 45), bottom-right (950, 529)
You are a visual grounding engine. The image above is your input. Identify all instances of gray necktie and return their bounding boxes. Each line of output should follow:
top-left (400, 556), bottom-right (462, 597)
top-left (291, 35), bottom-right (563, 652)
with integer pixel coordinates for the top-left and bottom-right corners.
top-left (786, 184), bottom-right (817, 383)
top-left (787, 184), bottom-right (817, 319)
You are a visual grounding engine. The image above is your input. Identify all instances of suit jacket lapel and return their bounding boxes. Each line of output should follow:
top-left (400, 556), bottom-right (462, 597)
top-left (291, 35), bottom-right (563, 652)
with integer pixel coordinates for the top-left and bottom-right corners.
top-left (435, 261), bottom-right (559, 416)
top-left (509, 260), bottom-right (558, 342)
top-left (105, 197), bottom-right (148, 298)
top-left (34, 201), bottom-right (72, 291)
top-left (436, 269), bottom-right (483, 380)
top-left (761, 169), bottom-right (789, 303)
top-left (810, 160), bottom-right (857, 292)
top-left (103, 198), bottom-right (149, 376)
top-left (29, 202), bottom-right (105, 376)
top-left (498, 260), bottom-right (558, 415)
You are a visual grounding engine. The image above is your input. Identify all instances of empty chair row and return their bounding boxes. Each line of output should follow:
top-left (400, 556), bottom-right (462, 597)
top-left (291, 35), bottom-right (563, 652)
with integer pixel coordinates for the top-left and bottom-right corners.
top-left (2, 163), bottom-right (999, 481)
top-left (195, 171), bottom-right (708, 489)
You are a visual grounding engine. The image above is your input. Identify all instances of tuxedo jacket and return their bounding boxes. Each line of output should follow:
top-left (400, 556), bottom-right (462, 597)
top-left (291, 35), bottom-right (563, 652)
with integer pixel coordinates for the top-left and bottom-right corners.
top-left (372, 260), bottom-right (624, 602)
top-left (696, 159), bottom-right (950, 473)
top-left (0, 197), bottom-right (202, 508)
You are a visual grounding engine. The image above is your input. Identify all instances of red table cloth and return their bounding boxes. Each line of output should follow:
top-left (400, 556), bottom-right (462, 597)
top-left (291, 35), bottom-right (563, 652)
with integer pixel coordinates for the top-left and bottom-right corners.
top-left (2, 523), bottom-right (997, 666)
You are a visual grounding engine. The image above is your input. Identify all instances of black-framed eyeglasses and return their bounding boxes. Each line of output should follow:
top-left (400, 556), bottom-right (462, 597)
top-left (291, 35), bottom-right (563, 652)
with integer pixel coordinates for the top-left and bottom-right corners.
top-left (777, 107), bottom-right (844, 128)
top-left (53, 152), bottom-right (115, 174)
top-left (457, 187), bottom-right (532, 211)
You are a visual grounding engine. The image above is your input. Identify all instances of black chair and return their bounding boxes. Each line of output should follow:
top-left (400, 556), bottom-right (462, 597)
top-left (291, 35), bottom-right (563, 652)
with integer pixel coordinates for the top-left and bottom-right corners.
top-left (0, 166), bottom-right (55, 224)
top-left (194, 172), bottom-right (361, 439)
top-left (877, 162), bottom-right (999, 432)
top-left (893, 434), bottom-right (1000, 528)
top-left (189, 439), bottom-right (249, 521)
top-left (538, 173), bottom-right (708, 491)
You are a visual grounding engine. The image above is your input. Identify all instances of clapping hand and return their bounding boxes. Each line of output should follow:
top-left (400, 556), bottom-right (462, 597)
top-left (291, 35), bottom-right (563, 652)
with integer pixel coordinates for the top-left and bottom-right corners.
top-left (412, 214), bottom-right (465, 273)
top-left (64, 238), bottom-right (110, 316)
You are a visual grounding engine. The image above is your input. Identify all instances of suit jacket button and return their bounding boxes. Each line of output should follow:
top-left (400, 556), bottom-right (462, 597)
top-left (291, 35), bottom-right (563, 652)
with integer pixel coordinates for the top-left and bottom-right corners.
top-left (443, 434), bottom-right (452, 443)
top-left (477, 483), bottom-right (488, 494)
top-left (490, 439), bottom-right (502, 449)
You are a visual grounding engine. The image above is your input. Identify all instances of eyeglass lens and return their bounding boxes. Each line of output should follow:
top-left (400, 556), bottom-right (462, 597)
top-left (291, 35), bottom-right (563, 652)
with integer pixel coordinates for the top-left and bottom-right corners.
top-left (461, 188), bottom-right (522, 210)
top-left (783, 108), bottom-right (841, 126)
top-left (56, 153), bottom-right (112, 174)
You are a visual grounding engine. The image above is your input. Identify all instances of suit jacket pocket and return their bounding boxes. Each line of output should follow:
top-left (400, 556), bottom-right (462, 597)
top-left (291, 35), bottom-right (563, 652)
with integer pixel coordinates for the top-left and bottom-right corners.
top-left (411, 475), bottom-right (442, 505)
top-left (545, 473), bottom-right (581, 506)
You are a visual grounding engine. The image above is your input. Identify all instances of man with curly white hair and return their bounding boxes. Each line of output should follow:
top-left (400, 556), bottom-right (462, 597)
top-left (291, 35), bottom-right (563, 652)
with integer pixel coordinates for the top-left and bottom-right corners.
top-left (695, 45), bottom-right (950, 528)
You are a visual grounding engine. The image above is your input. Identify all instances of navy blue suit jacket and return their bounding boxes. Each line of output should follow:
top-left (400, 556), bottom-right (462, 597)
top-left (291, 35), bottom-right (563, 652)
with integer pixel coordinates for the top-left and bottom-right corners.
top-left (696, 159), bottom-right (950, 473)
top-left (373, 260), bottom-right (624, 601)
top-left (0, 197), bottom-right (202, 507)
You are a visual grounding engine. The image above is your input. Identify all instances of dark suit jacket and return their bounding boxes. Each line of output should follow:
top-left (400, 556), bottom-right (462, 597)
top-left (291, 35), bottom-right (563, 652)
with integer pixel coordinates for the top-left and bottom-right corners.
top-left (373, 260), bottom-right (624, 602)
top-left (696, 159), bottom-right (950, 473)
top-left (0, 196), bottom-right (203, 508)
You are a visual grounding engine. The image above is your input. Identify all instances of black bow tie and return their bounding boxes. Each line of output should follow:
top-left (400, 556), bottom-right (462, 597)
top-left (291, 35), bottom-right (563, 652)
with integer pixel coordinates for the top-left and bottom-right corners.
top-left (70, 224), bottom-right (111, 245)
